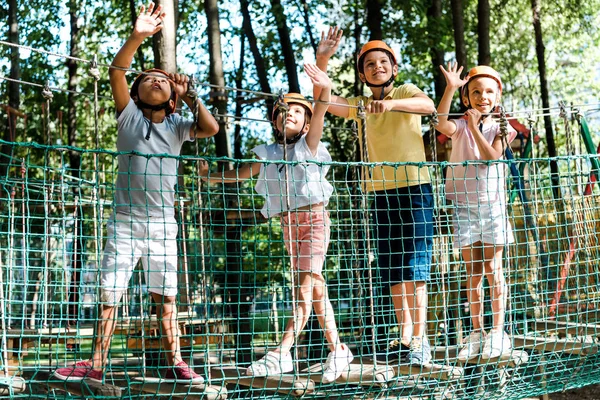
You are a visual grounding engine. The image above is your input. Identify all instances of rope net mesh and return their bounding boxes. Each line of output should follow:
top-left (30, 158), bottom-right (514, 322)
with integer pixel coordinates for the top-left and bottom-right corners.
top-left (1, 136), bottom-right (600, 399)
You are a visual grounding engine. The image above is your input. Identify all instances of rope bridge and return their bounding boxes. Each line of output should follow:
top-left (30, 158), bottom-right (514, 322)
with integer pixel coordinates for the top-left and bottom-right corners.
top-left (2, 38), bottom-right (600, 400)
top-left (1, 136), bottom-right (600, 399)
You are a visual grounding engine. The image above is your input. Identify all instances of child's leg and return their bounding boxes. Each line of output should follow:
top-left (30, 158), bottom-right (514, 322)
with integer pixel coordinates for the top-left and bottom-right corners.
top-left (311, 273), bottom-right (342, 352)
top-left (152, 293), bottom-right (183, 366)
top-left (397, 281), bottom-right (428, 338)
top-left (276, 271), bottom-right (314, 355)
top-left (391, 282), bottom-right (429, 342)
top-left (482, 244), bottom-right (506, 331)
top-left (91, 304), bottom-right (119, 369)
top-left (461, 244), bottom-right (485, 331)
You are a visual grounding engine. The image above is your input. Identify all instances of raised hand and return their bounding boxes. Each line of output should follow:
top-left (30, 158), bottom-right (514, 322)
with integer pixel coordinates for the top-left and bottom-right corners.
top-left (316, 26), bottom-right (343, 60)
top-left (304, 64), bottom-right (332, 90)
top-left (133, 2), bottom-right (166, 39)
top-left (439, 62), bottom-right (469, 89)
top-left (168, 73), bottom-right (189, 97)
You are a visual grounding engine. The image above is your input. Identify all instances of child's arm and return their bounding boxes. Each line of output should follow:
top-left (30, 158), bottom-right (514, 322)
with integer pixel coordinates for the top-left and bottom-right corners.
top-left (435, 62), bottom-right (469, 137)
top-left (303, 64), bottom-right (331, 155)
top-left (199, 160), bottom-right (262, 183)
top-left (169, 73), bottom-right (219, 139)
top-left (466, 109), bottom-right (504, 160)
top-left (366, 94), bottom-right (435, 115)
top-left (314, 27), bottom-right (351, 118)
top-left (109, 2), bottom-right (165, 113)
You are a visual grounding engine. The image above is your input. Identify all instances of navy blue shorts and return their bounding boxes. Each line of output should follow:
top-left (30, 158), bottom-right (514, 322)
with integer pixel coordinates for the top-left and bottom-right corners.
top-left (372, 183), bottom-right (434, 284)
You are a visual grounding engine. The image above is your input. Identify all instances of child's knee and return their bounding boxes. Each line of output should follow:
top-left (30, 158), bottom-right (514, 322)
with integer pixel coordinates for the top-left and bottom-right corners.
top-left (100, 290), bottom-right (125, 306)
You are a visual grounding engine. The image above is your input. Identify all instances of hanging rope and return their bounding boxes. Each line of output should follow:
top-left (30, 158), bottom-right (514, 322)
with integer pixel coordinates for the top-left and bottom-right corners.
top-left (428, 111), bottom-right (450, 357)
top-left (356, 99), bottom-right (378, 366)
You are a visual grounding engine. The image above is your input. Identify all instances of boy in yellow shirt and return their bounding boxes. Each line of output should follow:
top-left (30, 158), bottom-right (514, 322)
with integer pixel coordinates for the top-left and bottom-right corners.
top-left (313, 27), bottom-right (435, 365)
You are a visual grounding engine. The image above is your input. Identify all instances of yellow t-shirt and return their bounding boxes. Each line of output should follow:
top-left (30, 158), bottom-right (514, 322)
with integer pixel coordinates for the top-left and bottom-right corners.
top-left (347, 84), bottom-right (431, 192)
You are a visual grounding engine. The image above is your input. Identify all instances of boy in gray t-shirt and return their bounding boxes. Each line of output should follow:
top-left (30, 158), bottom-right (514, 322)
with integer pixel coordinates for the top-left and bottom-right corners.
top-left (53, 1), bottom-right (218, 383)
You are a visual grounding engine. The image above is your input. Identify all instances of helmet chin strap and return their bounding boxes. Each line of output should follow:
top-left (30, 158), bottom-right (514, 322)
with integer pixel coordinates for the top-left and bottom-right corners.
top-left (365, 74), bottom-right (396, 100)
top-left (136, 99), bottom-right (172, 112)
top-left (274, 111), bottom-right (307, 145)
top-left (136, 99), bottom-right (172, 140)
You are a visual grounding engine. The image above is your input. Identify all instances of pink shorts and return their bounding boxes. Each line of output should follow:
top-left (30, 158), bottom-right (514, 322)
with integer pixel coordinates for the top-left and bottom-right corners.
top-left (281, 211), bottom-right (331, 275)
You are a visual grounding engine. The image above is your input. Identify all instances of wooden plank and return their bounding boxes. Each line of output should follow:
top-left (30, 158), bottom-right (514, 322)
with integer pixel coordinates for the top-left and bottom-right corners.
top-left (114, 313), bottom-right (218, 333)
top-left (211, 366), bottom-right (314, 397)
top-left (131, 377), bottom-right (227, 400)
top-left (0, 376), bottom-right (26, 395)
top-left (512, 334), bottom-right (598, 355)
top-left (431, 346), bottom-right (529, 368)
top-left (34, 370), bottom-right (122, 397)
top-left (0, 326), bottom-right (95, 338)
top-left (394, 362), bottom-right (463, 381)
top-left (532, 319), bottom-right (600, 338)
top-left (301, 362), bottom-right (394, 386)
top-left (126, 334), bottom-right (220, 350)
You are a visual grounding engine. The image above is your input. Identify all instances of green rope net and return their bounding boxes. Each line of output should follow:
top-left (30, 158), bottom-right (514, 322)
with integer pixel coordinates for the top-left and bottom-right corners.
top-left (1, 120), bottom-right (600, 399)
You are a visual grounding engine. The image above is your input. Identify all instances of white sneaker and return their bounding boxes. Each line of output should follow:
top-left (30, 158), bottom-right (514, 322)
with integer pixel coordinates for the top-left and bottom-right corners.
top-left (246, 351), bottom-right (293, 377)
top-left (321, 345), bottom-right (354, 384)
top-left (457, 330), bottom-right (485, 361)
top-left (481, 330), bottom-right (511, 359)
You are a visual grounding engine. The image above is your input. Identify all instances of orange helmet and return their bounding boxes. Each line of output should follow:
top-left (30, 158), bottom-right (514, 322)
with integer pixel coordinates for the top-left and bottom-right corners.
top-left (461, 65), bottom-right (503, 99)
top-left (271, 93), bottom-right (313, 122)
top-left (130, 68), bottom-right (178, 114)
top-left (357, 40), bottom-right (397, 74)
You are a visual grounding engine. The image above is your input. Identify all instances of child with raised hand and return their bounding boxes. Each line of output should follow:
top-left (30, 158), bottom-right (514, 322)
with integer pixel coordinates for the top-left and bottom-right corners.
top-left (52, 1), bottom-right (218, 384)
top-left (314, 27), bottom-right (436, 366)
top-left (200, 64), bottom-right (353, 383)
top-left (436, 62), bottom-right (517, 360)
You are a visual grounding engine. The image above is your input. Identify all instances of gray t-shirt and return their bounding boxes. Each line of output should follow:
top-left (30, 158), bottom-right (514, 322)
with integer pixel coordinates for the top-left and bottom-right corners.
top-left (114, 99), bottom-right (193, 217)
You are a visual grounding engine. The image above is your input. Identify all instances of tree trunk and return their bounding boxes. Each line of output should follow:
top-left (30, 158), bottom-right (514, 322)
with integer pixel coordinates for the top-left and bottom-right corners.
top-left (269, 0), bottom-right (300, 93)
top-left (1, 0), bottom-right (20, 178)
top-left (531, 0), bottom-right (559, 198)
top-left (365, 0), bottom-right (383, 40)
top-left (353, 1), bottom-right (363, 97)
top-left (234, 35), bottom-right (246, 160)
top-left (240, 0), bottom-right (273, 118)
top-left (66, 0), bottom-right (84, 327)
top-left (153, 0), bottom-right (177, 72)
top-left (299, 0), bottom-right (317, 55)
top-left (129, 0), bottom-right (146, 70)
top-left (428, 0), bottom-right (445, 101)
top-left (204, 0), bottom-right (230, 160)
top-left (450, 0), bottom-right (467, 70)
top-left (207, 0), bottom-right (250, 365)
top-left (477, 0), bottom-right (491, 65)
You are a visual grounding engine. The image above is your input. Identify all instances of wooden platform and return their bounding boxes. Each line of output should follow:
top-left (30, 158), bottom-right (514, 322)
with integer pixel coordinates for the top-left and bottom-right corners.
top-left (131, 377), bottom-right (227, 400)
top-left (0, 375), bottom-right (26, 395)
top-left (113, 313), bottom-right (221, 334)
top-left (211, 366), bottom-right (314, 397)
top-left (0, 326), bottom-right (96, 364)
top-left (432, 345), bottom-right (529, 368)
top-left (302, 362), bottom-right (395, 386)
top-left (512, 334), bottom-right (598, 355)
top-left (33, 370), bottom-right (122, 397)
top-left (532, 319), bottom-right (600, 338)
top-left (394, 361), bottom-right (463, 381)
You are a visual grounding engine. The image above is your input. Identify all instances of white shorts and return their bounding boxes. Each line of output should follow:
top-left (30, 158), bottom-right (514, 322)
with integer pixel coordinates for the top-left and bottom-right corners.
top-left (100, 213), bottom-right (179, 305)
top-left (452, 202), bottom-right (514, 248)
